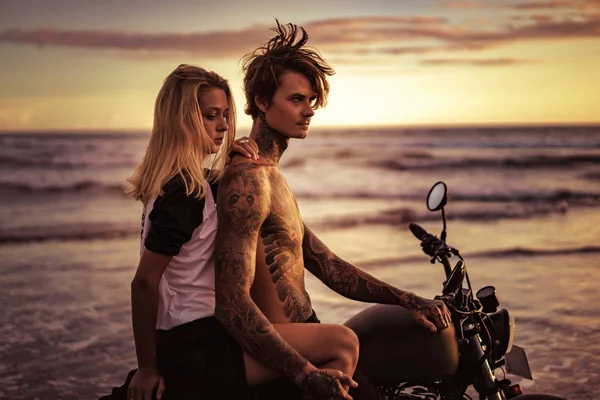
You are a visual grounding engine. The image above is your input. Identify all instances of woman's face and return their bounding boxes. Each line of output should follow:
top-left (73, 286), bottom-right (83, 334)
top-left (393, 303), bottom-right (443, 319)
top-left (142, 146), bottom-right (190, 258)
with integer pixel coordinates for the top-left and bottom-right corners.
top-left (199, 87), bottom-right (230, 154)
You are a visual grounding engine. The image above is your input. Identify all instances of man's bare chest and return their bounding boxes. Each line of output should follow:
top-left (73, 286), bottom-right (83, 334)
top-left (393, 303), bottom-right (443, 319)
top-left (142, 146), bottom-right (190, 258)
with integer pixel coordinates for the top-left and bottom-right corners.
top-left (257, 172), bottom-right (304, 271)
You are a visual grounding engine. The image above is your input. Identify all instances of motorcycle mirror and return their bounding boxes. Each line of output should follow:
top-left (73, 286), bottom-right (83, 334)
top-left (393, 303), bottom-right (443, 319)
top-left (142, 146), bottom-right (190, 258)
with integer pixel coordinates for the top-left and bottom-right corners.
top-left (427, 181), bottom-right (448, 212)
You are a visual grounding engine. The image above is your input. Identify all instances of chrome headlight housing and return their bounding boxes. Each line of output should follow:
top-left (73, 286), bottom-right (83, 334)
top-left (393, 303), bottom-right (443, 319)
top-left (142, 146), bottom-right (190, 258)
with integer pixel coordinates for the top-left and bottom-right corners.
top-left (488, 308), bottom-right (515, 360)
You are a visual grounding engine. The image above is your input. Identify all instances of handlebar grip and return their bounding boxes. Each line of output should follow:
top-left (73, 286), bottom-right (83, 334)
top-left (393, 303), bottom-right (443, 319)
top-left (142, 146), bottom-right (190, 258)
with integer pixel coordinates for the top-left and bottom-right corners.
top-left (409, 222), bottom-right (432, 241)
top-left (409, 223), bottom-right (454, 279)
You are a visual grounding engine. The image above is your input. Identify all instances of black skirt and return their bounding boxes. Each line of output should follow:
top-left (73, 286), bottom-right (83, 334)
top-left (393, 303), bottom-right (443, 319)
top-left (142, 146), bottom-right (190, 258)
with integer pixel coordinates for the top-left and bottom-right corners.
top-left (99, 316), bottom-right (251, 400)
top-left (156, 316), bottom-right (251, 400)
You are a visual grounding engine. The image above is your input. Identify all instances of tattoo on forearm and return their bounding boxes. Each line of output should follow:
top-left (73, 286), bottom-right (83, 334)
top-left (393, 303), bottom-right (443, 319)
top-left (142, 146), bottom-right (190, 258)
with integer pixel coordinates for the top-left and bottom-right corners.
top-left (302, 224), bottom-right (417, 306)
top-left (214, 164), bottom-right (310, 381)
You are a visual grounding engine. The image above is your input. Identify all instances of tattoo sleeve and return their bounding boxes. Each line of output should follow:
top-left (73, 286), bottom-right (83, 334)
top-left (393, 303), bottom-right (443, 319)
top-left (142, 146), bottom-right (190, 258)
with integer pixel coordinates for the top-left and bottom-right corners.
top-left (213, 163), bottom-right (313, 384)
top-left (302, 223), bottom-right (417, 307)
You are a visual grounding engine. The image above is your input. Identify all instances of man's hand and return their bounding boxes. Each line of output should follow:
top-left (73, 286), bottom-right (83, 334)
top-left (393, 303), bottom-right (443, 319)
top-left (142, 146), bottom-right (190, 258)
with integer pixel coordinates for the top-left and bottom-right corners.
top-left (300, 368), bottom-right (358, 400)
top-left (127, 368), bottom-right (165, 400)
top-left (406, 295), bottom-right (452, 333)
top-left (420, 235), bottom-right (444, 257)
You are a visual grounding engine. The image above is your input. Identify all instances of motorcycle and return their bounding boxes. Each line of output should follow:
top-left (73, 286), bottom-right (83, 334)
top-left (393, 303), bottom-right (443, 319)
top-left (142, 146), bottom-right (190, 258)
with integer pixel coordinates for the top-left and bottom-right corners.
top-left (345, 181), bottom-right (564, 400)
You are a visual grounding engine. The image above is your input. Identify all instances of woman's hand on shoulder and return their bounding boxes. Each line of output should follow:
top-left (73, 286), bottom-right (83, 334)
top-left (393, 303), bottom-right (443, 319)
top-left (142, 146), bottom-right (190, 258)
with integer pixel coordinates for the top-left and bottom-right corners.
top-left (228, 136), bottom-right (259, 164)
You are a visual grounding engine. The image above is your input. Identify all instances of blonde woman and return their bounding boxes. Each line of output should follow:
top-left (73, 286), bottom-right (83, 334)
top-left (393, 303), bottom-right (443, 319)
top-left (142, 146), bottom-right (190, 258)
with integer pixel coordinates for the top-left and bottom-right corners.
top-left (114, 64), bottom-right (258, 400)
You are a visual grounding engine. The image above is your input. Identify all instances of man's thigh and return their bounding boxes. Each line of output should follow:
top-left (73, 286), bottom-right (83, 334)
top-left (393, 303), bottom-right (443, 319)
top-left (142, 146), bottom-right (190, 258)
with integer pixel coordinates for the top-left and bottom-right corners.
top-left (243, 322), bottom-right (354, 386)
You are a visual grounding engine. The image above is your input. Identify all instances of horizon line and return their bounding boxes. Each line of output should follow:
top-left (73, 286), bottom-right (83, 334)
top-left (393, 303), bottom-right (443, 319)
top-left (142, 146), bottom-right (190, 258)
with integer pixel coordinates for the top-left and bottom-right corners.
top-left (2, 121), bottom-right (600, 135)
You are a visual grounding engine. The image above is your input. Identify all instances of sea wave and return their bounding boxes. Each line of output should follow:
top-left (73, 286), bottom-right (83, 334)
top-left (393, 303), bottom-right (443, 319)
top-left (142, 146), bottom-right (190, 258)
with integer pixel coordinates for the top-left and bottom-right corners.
top-left (372, 154), bottom-right (600, 171)
top-left (314, 202), bottom-right (573, 230)
top-left (359, 246), bottom-right (600, 269)
top-left (516, 314), bottom-right (600, 335)
top-left (0, 181), bottom-right (126, 195)
top-left (581, 171), bottom-right (600, 181)
top-left (0, 154), bottom-right (135, 169)
top-left (296, 189), bottom-right (599, 206)
top-left (0, 223), bottom-right (139, 244)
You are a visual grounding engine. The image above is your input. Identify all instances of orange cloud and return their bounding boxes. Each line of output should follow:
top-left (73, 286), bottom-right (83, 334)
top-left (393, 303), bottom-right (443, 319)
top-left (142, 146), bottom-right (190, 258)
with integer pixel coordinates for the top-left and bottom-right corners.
top-left (441, 1), bottom-right (486, 9)
top-left (0, 26), bottom-right (271, 57)
top-left (529, 14), bottom-right (556, 22)
top-left (337, 42), bottom-right (491, 56)
top-left (421, 57), bottom-right (534, 66)
top-left (507, 1), bottom-right (600, 10)
top-left (1, 13), bottom-right (598, 59)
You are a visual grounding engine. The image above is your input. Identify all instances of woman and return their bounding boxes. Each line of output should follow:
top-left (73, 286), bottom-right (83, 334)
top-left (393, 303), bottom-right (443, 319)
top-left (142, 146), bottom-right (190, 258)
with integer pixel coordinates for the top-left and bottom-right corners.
top-left (124, 64), bottom-right (257, 400)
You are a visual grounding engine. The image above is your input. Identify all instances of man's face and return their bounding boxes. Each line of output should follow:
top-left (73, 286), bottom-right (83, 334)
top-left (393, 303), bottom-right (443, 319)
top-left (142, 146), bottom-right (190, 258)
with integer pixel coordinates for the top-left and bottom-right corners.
top-left (260, 71), bottom-right (316, 139)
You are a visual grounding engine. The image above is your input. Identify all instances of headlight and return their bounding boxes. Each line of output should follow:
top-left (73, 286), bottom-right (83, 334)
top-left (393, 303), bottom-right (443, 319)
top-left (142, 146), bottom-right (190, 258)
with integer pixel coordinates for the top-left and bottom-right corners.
top-left (488, 308), bottom-right (515, 360)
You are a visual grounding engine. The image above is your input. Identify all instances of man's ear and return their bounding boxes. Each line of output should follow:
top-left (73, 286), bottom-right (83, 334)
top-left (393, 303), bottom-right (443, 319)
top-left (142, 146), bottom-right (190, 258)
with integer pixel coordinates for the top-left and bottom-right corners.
top-left (255, 95), bottom-right (268, 114)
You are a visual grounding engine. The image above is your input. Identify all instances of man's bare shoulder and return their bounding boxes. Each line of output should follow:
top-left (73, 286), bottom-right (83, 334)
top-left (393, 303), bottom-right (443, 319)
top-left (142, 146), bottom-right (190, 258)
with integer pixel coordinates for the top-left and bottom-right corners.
top-left (228, 153), bottom-right (274, 168)
top-left (222, 155), bottom-right (273, 181)
top-left (217, 155), bottom-right (273, 230)
top-left (221, 154), bottom-right (273, 187)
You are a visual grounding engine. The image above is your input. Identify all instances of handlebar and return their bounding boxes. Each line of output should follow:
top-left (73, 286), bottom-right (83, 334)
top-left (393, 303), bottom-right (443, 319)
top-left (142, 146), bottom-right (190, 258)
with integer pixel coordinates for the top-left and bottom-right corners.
top-left (409, 222), bottom-right (453, 278)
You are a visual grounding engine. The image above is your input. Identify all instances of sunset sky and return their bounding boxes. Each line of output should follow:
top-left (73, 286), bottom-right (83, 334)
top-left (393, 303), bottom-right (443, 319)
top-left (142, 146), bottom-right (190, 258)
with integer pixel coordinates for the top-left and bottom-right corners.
top-left (1, 0), bottom-right (599, 131)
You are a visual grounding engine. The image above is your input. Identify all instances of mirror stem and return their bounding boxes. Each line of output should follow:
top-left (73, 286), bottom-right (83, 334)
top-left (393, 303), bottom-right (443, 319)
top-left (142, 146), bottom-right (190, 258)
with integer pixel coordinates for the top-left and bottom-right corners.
top-left (441, 207), bottom-right (447, 242)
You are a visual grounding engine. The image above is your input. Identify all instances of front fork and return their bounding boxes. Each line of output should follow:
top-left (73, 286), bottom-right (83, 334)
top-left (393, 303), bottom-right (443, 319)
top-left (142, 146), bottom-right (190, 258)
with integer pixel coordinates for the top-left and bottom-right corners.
top-left (470, 336), bottom-right (504, 400)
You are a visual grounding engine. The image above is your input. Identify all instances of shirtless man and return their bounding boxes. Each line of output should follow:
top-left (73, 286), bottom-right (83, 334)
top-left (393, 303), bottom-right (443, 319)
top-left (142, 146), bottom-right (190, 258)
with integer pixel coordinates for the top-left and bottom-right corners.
top-left (213, 22), bottom-right (452, 399)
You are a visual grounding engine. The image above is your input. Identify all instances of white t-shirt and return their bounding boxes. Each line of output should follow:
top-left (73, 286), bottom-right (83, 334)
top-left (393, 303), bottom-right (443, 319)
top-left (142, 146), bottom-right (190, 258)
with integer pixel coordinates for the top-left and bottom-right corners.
top-left (140, 177), bottom-right (218, 330)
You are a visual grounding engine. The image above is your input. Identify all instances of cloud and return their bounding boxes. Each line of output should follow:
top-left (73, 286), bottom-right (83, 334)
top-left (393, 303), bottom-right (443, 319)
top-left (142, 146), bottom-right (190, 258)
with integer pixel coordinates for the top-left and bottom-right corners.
top-left (335, 42), bottom-right (491, 57)
top-left (421, 57), bottom-right (534, 66)
top-left (529, 14), bottom-right (556, 22)
top-left (1, 13), bottom-right (599, 60)
top-left (0, 16), bottom-right (450, 58)
top-left (442, 0), bottom-right (599, 11)
top-left (308, 15), bottom-right (449, 28)
top-left (441, 1), bottom-right (486, 9)
top-left (443, 14), bottom-right (600, 43)
top-left (507, 1), bottom-right (600, 11)
top-left (0, 26), bottom-right (272, 58)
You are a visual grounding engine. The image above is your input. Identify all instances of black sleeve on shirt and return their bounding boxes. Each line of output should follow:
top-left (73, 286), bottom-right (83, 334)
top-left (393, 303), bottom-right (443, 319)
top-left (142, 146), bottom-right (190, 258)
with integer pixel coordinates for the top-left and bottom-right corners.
top-left (209, 180), bottom-right (219, 202)
top-left (144, 176), bottom-right (206, 256)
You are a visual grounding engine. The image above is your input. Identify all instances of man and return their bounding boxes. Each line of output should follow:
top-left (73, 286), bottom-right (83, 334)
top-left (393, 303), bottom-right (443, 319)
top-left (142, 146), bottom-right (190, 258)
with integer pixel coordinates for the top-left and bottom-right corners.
top-left (213, 21), bottom-right (453, 399)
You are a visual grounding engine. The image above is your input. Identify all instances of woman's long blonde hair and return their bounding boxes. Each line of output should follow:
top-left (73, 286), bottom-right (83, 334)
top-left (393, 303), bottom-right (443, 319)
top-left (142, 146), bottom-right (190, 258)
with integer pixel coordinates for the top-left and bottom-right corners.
top-left (127, 64), bottom-right (236, 204)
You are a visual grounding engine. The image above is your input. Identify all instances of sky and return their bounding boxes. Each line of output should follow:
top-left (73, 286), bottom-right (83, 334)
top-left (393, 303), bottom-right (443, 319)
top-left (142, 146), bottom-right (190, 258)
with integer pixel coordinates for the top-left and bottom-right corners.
top-left (0, 0), bottom-right (599, 131)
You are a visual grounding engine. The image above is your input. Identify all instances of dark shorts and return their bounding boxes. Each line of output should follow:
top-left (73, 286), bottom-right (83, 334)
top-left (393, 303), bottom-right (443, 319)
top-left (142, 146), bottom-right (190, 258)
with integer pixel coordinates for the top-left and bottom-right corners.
top-left (99, 316), bottom-right (251, 400)
top-left (156, 316), bottom-right (251, 400)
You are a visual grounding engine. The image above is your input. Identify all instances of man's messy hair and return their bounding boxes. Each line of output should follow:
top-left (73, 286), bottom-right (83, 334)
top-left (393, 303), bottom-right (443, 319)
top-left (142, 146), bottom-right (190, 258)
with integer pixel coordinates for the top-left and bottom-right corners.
top-left (242, 20), bottom-right (335, 119)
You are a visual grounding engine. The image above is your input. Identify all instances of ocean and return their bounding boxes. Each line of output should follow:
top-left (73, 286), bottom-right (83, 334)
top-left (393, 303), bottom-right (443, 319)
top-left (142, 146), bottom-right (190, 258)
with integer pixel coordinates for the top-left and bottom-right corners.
top-left (1, 125), bottom-right (599, 399)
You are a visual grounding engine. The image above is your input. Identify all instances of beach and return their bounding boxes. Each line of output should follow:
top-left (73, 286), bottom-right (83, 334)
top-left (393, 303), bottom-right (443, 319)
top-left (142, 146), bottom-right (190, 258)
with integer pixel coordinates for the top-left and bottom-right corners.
top-left (1, 125), bottom-right (599, 399)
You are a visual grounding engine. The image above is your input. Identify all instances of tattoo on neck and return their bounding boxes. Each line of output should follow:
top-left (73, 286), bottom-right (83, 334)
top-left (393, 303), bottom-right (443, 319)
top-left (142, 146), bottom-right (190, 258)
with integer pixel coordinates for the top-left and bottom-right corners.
top-left (255, 114), bottom-right (289, 163)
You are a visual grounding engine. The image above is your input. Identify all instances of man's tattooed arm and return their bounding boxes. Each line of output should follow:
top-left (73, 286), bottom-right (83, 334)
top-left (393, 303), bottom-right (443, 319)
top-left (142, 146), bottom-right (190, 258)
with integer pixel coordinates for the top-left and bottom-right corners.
top-left (302, 222), bottom-right (416, 306)
top-left (302, 222), bottom-right (451, 330)
top-left (213, 163), bottom-right (316, 385)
